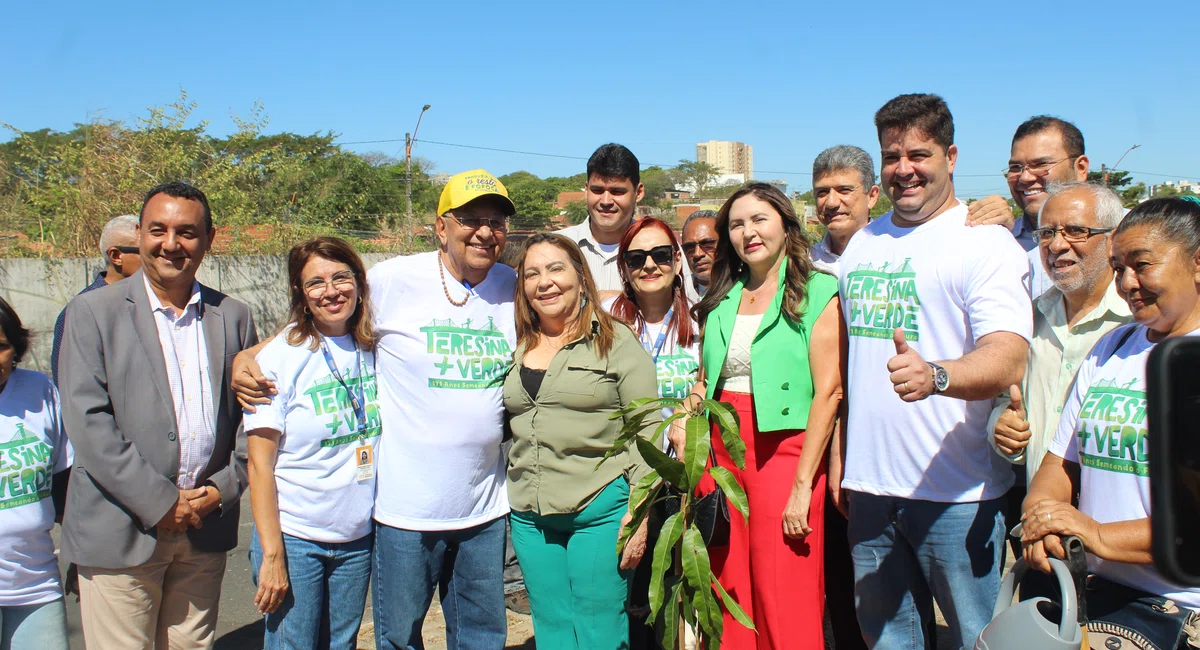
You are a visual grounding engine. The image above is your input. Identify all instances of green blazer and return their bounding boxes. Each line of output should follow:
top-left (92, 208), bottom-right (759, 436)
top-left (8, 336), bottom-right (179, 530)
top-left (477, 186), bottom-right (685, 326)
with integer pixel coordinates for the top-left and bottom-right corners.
top-left (700, 259), bottom-right (838, 432)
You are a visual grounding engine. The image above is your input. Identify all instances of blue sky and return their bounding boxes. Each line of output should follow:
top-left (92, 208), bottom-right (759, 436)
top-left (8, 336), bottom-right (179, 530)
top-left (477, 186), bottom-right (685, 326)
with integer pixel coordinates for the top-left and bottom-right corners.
top-left (2, 0), bottom-right (1196, 198)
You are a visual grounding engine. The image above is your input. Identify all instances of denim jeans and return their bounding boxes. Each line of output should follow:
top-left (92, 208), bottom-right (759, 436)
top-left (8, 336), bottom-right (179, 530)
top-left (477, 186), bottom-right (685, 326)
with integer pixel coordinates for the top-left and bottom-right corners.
top-left (848, 492), bottom-right (1006, 650)
top-left (249, 530), bottom-right (374, 650)
top-left (372, 516), bottom-right (507, 650)
top-left (0, 598), bottom-right (69, 650)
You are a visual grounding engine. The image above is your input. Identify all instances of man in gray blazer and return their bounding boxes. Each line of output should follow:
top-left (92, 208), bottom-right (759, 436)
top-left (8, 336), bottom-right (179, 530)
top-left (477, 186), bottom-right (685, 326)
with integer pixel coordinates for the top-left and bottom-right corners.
top-left (60, 182), bottom-right (257, 650)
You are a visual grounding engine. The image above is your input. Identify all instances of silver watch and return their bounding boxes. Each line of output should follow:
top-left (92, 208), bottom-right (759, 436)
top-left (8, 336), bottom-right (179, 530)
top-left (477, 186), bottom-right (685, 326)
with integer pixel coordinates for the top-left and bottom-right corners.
top-left (929, 362), bottom-right (950, 394)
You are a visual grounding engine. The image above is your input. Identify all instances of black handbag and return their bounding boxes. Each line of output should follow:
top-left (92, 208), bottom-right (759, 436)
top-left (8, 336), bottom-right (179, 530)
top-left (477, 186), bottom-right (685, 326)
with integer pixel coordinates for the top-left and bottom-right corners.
top-left (693, 445), bottom-right (731, 547)
top-left (1085, 576), bottom-right (1200, 650)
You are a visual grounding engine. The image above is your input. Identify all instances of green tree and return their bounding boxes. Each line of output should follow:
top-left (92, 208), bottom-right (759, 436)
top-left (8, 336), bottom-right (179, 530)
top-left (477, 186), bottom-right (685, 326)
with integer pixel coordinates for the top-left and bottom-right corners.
top-left (564, 200), bottom-right (588, 225)
top-left (675, 160), bottom-right (721, 193)
top-left (640, 166), bottom-right (682, 208)
top-left (870, 193), bottom-right (893, 218)
top-left (1088, 169), bottom-right (1145, 208)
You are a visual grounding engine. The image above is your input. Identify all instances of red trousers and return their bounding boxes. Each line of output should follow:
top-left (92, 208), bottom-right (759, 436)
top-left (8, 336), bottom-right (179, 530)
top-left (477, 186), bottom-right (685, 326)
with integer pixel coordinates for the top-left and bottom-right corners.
top-left (702, 389), bottom-right (825, 650)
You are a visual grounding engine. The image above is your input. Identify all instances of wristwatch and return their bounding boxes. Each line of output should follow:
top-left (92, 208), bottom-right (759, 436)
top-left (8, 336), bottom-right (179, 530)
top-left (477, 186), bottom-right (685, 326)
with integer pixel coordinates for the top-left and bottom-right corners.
top-left (928, 362), bottom-right (950, 394)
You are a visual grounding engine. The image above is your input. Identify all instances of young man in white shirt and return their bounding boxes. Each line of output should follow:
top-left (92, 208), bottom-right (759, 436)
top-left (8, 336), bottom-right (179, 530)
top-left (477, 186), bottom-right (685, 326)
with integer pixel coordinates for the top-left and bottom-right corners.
top-left (838, 94), bottom-right (1033, 649)
top-left (558, 144), bottom-right (700, 302)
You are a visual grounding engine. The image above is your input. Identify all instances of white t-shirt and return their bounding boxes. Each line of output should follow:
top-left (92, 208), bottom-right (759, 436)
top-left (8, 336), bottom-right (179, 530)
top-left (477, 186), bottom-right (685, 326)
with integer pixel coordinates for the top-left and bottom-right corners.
top-left (601, 297), bottom-right (701, 449)
top-left (243, 330), bottom-right (379, 543)
top-left (368, 252), bottom-right (516, 531)
top-left (0, 369), bottom-right (72, 607)
top-left (838, 203), bottom-right (1033, 502)
top-left (1049, 324), bottom-right (1200, 609)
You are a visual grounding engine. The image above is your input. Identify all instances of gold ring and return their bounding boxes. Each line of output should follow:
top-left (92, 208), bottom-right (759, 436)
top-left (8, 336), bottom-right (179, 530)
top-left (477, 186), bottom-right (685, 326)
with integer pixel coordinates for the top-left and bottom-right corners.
top-left (902, 381), bottom-right (910, 392)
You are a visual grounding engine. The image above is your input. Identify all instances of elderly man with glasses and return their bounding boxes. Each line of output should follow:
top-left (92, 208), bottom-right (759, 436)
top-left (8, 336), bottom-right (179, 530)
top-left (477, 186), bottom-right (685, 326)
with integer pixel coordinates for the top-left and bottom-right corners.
top-left (680, 210), bottom-right (718, 296)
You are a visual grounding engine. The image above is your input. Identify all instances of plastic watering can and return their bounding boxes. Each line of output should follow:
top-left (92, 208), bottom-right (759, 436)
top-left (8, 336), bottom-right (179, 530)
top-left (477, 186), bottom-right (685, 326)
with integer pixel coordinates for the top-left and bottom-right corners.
top-left (973, 536), bottom-right (1090, 650)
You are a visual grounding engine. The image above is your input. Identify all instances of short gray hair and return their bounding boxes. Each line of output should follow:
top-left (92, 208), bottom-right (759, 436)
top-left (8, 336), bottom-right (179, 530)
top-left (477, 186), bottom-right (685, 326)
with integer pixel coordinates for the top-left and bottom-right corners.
top-left (1043, 182), bottom-right (1124, 229)
top-left (98, 214), bottom-right (140, 256)
top-left (683, 210), bottom-right (718, 231)
top-left (812, 145), bottom-right (876, 189)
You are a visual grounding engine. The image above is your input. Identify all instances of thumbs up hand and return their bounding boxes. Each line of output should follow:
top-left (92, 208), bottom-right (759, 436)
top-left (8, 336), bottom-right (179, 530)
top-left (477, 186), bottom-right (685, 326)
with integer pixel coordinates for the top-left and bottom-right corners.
top-left (994, 384), bottom-right (1032, 457)
top-left (887, 327), bottom-right (934, 402)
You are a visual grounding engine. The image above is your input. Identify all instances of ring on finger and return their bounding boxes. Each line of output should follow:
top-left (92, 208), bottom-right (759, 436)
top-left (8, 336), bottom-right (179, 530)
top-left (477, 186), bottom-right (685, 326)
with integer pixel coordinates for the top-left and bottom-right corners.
top-left (902, 381), bottom-right (910, 392)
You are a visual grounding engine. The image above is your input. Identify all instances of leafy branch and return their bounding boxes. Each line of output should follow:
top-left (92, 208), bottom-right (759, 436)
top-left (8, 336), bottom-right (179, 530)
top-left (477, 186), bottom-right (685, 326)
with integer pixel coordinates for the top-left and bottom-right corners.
top-left (600, 397), bottom-right (754, 649)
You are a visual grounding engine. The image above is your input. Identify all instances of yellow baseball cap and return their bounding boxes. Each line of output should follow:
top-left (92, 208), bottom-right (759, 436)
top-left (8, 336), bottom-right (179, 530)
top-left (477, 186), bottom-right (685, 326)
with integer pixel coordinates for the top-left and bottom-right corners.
top-left (438, 169), bottom-right (517, 217)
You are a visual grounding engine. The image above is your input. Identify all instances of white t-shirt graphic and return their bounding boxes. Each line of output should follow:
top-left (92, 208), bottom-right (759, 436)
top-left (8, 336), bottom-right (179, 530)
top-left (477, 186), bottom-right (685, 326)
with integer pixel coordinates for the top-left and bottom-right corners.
top-left (1049, 324), bottom-right (1200, 610)
top-left (838, 203), bottom-right (1033, 502)
top-left (368, 252), bottom-right (517, 531)
top-left (244, 330), bottom-right (379, 543)
top-left (602, 297), bottom-right (701, 450)
top-left (0, 369), bottom-right (72, 607)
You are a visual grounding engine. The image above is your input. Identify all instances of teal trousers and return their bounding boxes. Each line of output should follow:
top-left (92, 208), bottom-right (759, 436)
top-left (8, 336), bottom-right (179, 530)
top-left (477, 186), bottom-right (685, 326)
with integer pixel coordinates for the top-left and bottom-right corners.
top-left (510, 478), bottom-right (632, 650)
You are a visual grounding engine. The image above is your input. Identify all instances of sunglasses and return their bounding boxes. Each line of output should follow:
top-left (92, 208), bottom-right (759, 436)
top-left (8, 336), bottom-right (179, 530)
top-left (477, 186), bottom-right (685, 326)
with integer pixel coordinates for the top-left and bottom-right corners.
top-left (681, 238), bottom-right (718, 256)
top-left (623, 245), bottom-right (675, 269)
top-left (113, 246), bottom-right (139, 254)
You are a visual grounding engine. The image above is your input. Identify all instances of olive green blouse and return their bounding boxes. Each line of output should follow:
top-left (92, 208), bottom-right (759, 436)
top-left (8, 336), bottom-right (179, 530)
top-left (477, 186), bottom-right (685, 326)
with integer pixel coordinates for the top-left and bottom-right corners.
top-left (503, 318), bottom-right (660, 515)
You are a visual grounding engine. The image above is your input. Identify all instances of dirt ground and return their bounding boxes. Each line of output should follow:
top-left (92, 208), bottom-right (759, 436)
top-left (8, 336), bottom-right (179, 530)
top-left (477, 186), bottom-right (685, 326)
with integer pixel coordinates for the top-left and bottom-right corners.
top-left (355, 598), bottom-right (535, 649)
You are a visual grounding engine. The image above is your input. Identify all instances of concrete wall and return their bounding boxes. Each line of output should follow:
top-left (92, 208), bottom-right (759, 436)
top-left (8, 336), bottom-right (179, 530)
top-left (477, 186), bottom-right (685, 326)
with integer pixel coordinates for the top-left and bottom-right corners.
top-left (0, 254), bottom-right (395, 377)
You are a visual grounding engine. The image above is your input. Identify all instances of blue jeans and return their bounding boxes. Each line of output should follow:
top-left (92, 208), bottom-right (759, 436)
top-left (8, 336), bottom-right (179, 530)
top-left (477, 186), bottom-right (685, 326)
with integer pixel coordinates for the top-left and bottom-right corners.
top-left (0, 598), bottom-right (68, 650)
top-left (372, 516), bottom-right (507, 650)
top-left (848, 492), bottom-right (1006, 649)
top-left (249, 530), bottom-right (374, 650)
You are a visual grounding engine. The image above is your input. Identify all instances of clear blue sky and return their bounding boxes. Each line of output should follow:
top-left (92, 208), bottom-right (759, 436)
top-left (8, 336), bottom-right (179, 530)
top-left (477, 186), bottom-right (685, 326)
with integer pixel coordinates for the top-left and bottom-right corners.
top-left (2, 0), bottom-right (1196, 198)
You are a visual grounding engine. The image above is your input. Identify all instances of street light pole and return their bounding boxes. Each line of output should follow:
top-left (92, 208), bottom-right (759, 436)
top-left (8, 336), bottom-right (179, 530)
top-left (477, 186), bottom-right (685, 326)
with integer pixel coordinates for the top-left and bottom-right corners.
top-left (1104, 143), bottom-right (1141, 185)
top-left (404, 104), bottom-right (431, 247)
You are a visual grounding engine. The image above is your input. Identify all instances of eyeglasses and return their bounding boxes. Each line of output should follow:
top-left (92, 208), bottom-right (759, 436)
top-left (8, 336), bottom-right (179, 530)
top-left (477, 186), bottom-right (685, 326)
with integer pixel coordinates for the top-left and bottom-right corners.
top-left (623, 245), bottom-right (675, 269)
top-left (302, 271), bottom-right (357, 297)
top-left (1032, 225), bottom-right (1114, 244)
top-left (113, 246), bottom-right (139, 254)
top-left (449, 215), bottom-right (508, 232)
top-left (1003, 157), bottom-right (1074, 178)
top-left (681, 239), bottom-right (718, 256)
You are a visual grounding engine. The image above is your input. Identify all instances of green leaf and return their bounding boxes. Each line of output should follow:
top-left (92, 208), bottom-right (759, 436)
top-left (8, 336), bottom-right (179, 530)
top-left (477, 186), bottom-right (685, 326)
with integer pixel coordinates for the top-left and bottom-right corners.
top-left (619, 396), bottom-right (667, 415)
top-left (635, 436), bottom-right (688, 488)
top-left (681, 525), bottom-right (722, 638)
top-left (703, 399), bottom-right (746, 469)
top-left (648, 513), bottom-right (684, 619)
top-left (684, 415), bottom-right (712, 488)
top-left (617, 478), bottom-right (660, 556)
top-left (708, 466), bottom-right (749, 518)
top-left (661, 576), bottom-right (683, 650)
top-left (652, 411), bottom-right (690, 447)
top-left (595, 411), bottom-right (653, 468)
top-left (713, 575), bottom-right (755, 631)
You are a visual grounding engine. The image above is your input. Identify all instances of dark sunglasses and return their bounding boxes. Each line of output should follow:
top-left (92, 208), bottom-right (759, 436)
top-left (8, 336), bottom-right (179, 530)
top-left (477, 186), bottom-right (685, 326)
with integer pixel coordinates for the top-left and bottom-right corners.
top-left (623, 245), bottom-right (674, 269)
top-left (113, 246), bottom-right (139, 254)
top-left (681, 238), bottom-right (718, 256)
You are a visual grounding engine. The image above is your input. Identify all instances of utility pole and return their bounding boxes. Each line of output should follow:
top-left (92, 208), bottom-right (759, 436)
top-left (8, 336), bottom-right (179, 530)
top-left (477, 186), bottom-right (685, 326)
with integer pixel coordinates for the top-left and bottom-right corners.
top-left (405, 104), bottom-right (431, 248)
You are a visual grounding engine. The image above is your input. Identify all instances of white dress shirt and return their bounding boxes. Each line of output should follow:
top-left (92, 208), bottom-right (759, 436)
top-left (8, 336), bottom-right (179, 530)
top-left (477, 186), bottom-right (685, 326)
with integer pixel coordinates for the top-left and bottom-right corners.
top-left (986, 281), bottom-right (1131, 484)
top-left (810, 232), bottom-right (842, 277)
top-left (144, 276), bottom-right (217, 490)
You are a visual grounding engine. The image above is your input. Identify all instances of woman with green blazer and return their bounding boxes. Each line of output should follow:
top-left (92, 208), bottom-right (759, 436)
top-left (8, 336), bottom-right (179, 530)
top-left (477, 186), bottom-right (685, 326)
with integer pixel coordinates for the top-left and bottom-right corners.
top-left (682, 182), bottom-right (847, 650)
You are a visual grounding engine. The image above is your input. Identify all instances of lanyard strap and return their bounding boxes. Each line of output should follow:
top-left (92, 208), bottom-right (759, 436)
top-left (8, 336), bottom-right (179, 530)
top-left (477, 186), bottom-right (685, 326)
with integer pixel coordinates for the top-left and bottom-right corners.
top-left (318, 335), bottom-right (368, 435)
top-left (641, 307), bottom-right (674, 364)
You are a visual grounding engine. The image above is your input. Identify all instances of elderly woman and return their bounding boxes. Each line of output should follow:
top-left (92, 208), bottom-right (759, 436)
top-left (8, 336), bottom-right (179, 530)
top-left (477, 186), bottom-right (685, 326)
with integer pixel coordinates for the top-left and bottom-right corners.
top-left (503, 233), bottom-right (659, 650)
top-left (245, 237), bottom-right (379, 650)
top-left (687, 182), bottom-right (846, 650)
top-left (0, 297), bottom-right (71, 650)
top-left (1023, 197), bottom-right (1200, 645)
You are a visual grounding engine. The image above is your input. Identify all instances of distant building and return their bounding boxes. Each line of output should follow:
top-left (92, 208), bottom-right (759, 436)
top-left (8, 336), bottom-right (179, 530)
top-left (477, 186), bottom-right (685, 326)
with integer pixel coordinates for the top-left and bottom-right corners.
top-left (663, 189), bottom-right (693, 201)
top-left (1149, 179), bottom-right (1199, 198)
top-left (763, 179), bottom-right (788, 194)
top-left (675, 204), bottom-right (704, 221)
top-left (696, 140), bottom-right (754, 179)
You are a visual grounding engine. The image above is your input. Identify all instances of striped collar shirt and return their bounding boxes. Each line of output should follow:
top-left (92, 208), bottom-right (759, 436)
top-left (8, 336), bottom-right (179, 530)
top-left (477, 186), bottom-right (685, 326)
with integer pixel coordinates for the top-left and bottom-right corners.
top-left (144, 276), bottom-right (217, 489)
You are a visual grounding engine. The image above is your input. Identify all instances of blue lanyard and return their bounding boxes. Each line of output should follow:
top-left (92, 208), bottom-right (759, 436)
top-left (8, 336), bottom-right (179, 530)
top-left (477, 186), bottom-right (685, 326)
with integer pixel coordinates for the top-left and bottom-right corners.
top-left (318, 335), bottom-right (368, 437)
top-left (640, 307), bottom-right (674, 364)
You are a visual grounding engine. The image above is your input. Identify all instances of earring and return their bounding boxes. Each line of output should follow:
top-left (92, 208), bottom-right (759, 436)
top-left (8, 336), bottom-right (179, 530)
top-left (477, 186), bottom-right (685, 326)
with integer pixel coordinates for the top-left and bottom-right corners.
top-left (304, 306), bottom-right (311, 315)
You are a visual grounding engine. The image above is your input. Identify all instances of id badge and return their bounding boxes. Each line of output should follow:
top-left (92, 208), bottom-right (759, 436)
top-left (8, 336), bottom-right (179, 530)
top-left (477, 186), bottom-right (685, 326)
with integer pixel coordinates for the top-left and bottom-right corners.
top-left (354, 445), bottom-right (374, 482)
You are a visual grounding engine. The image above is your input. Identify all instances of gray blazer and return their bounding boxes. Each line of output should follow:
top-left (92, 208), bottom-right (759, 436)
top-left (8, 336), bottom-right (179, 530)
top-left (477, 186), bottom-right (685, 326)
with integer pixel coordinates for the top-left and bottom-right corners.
top-left (59, 270), bottom-right (258, 569)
